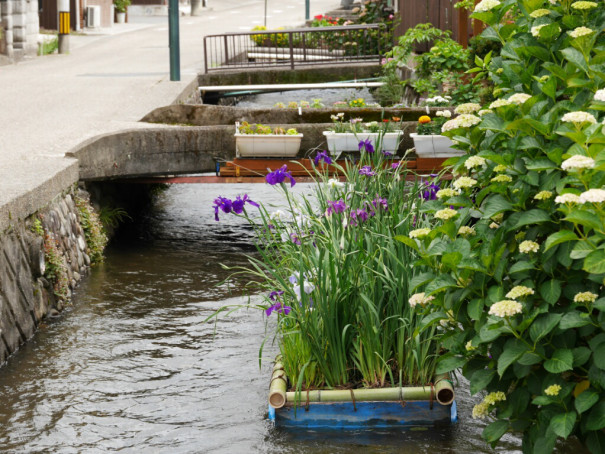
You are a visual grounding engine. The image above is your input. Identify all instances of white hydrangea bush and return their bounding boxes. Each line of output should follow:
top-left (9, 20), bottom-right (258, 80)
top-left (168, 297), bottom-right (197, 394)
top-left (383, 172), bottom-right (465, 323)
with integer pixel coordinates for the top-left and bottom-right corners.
top-left (397, 0), bottom-right (605, 452)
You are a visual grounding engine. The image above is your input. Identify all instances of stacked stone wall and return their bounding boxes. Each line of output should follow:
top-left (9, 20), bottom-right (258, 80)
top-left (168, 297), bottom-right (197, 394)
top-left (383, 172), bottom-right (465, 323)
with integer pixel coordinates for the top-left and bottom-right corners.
top-left (1, 0), bottom-right (39, 62)
top-left (0, 187), bottom-right (93, 363)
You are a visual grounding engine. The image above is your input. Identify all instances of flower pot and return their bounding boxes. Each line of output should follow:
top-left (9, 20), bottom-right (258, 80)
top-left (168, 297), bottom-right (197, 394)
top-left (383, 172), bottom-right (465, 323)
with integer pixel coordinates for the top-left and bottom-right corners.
top-left (235, 133), bottom-right (303, 158)
top-left (116, 12), bottom-right (126, 24)
top-left (409, 133), bottom-right (464, 158)
top-left (322, 131), bottom-right (403, 155)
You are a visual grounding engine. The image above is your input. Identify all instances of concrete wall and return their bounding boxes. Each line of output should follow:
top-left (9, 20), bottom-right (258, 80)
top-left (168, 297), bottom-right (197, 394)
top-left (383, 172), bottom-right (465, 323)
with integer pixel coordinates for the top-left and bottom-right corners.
top-left (87, 0), bottom-right (113, 28)
top-left (0, 188), bottom-right (93, 363)
top-left (0, 0), bottom-right (40, 61)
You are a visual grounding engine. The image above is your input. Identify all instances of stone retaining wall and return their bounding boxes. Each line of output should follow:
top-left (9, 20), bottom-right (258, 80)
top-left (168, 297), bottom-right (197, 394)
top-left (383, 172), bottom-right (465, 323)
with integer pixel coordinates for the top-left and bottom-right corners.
top-left (0, 187), bottom-right (94, 363)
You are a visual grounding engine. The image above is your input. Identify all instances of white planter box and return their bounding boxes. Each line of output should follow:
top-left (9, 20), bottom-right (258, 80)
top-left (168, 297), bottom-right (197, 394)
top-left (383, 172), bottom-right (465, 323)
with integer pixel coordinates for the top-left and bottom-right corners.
top-left (409, 133), bottom-right (464, 158)
top-left (323, 131), bottom-right (403, 155)
top-left (235, 133), bottom-right (303, 158)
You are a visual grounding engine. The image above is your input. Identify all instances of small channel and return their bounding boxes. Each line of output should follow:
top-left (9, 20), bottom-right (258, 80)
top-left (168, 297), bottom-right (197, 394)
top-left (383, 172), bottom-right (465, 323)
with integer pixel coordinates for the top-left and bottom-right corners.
top-left (224, 87), bottom-right (377, 108)
top-left (0, 184), bottom-right (586, 453)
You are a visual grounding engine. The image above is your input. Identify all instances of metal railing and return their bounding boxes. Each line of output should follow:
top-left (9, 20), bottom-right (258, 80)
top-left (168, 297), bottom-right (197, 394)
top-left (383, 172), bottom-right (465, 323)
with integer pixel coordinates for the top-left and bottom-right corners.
top-left (203, 24), bottom-right (382, 73)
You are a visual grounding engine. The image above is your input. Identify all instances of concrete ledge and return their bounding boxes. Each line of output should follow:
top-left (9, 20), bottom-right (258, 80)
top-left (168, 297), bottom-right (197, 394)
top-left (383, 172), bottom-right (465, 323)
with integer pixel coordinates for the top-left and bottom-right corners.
top-left (141, 104), bottom-right (439, 126)
top-left (0, 161), bottom-right (79, 234)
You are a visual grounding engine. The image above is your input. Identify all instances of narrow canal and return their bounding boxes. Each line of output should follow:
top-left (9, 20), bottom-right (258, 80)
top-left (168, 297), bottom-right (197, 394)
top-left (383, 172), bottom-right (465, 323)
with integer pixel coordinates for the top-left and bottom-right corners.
top-left (0, 184), bottom-right (585, 453)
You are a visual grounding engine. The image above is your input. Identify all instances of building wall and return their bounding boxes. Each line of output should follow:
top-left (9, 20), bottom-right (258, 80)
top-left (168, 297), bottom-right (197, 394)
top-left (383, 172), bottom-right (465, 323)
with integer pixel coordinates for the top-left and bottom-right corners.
top-left (87, 0), bottom-right (113, 28)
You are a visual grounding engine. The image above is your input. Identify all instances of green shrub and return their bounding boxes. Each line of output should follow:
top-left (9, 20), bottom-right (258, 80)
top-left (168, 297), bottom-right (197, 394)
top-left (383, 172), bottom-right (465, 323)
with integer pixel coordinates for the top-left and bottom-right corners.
top-left (75, 197), bottom-right (108, 265)
top-left (400, 0), bottom-right (605, 451)
top-left (43, 233), bottom-right (69, 303)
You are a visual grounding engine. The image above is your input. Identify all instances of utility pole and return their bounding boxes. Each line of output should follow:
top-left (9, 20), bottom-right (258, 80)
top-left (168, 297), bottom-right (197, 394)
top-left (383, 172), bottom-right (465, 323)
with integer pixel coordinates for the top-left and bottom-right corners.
top-left (305, 0), bottom-right (310, 20)
top-left (168, 0), bottom-right (181, 81)
top-left (57, 0), bottom-right (70, 53)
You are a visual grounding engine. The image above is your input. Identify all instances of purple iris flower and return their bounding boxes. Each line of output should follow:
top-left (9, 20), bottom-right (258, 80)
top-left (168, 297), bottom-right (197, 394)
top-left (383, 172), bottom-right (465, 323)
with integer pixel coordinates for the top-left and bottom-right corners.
top-left (359, 166), bottom-right (376, 177)
top-left (314, 150), bottom-right (333, 166)
top-left (350, 209), bottom-right (369, 226)
top-left (391, 162), bottom-right (401, 170)
top-left (266, 302), bottom-right (291, 316)
top-left (382, 151), bottom-right (393, 157)
top-left (421, 180), bottom-right (440, 201)
top-left (266, 165), bottom-right (296, 187)
top-left (358, 139), bottom-right (374, 153)
top-left (232, 194), bottom-right (259, 214)
top-left (213, 196), bottom-right (233, 221)
top-left (213, 194), bottom-right (259, 221)
top-left (269, 290), bottom-right (284, 301)
top-left (372, 196), bottom-right (388, 211)
top-left (326, 199), bottom-right (347, 216)
top-left (290, 232), bottom-right (302, 245)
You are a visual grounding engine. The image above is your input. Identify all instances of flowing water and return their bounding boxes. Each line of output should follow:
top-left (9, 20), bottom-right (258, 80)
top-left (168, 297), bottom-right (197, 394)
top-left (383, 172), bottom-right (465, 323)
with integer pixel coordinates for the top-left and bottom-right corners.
top-left (231, 88), bottom-right (377, 108)
top-left (0, 184), bottom-right (587, 453)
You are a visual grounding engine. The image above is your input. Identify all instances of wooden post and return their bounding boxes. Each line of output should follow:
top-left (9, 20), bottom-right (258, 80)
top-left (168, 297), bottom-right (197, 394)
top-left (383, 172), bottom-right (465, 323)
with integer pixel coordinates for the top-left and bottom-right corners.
top-left (458, 6), bottom-right (468, 48)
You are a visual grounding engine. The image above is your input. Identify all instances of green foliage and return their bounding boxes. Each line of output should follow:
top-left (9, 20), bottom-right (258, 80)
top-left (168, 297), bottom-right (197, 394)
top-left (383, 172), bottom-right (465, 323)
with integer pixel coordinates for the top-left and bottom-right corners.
top-left (99, 206), bottom-right (131, 229)
top-left (382, 23), bottom-right (484, 105)
top-left (43, 233), bottom-right (69, 303)
top-left (237, 122), bottom-right (298, 135)
top-left (375, 70), bottom-right (408, 107)
top-left (211, 129), bottom-right (442, 390)
top-left (75, 197), bottom-right (108, 265)
top-left (403, 0), bottom-right (605, 451)
top-left (113, 0), bottom-right (130, 13)
top-left (30, 218), bottom-right (44, 236)
top-left (39, 35), bottom-right (58, 56)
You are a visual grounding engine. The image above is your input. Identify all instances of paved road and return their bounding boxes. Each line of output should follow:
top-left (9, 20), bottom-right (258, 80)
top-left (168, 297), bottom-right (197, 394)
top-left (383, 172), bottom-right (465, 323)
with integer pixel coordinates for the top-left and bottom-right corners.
top-left (0, 0), bottom-right (340, 222)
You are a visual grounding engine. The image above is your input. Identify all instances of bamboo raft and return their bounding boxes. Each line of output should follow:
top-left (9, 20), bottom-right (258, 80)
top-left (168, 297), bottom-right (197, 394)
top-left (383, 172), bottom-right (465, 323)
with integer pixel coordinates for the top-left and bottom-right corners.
top-left (267, 362), bottom-right (457, 428)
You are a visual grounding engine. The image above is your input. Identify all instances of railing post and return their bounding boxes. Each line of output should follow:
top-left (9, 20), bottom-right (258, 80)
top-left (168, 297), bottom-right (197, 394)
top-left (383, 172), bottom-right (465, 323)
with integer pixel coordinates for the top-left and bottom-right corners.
top-left (224, 35), bottom-right (229, 65)
top-left (289, 31), bottom-right (295, 70)
top-left (203, 37), bottom-right (209, 73)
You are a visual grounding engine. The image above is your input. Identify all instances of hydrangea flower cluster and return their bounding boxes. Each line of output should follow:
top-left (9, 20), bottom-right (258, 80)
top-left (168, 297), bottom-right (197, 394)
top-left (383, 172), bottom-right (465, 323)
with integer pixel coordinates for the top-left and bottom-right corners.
top-left (489, 300), bottom-right (523, 317)
top-left (573, 291), bottom-right (598, 303)
top-left (474, 0), bottom-right (500, 13)
top-left (561, 111), bottom-right (597, 125)
top-left (544, 384), bottom-right (561, 396)
top-left (434, 208), bottom-right (458, 220)
top-left (579, 189), bottom-right (605, 204)
top-left (519, 240), bottom-right (540, 253)
top-left (464, 156), bottom-right (486, 169)
top-left (453, 176), bottom-right (477, 190)
top-left (408, 292), bottom-right (435, 308)
top-left (441, 114), bottom-right (481, 132)
top-left (454, 103), bottom-right (481, 115)
top-left (569, 26), bottom-right (593, 38)
top-left (458, 226), bottom-right (476, 237)
top-left (508, 93), bottom-right (531, 105)
top-left (505, 286), bottom-right (535, 299)
top-left (410, 228), bottom-right (431, 239)
top-left (472, 392), bottom-right (506, 419)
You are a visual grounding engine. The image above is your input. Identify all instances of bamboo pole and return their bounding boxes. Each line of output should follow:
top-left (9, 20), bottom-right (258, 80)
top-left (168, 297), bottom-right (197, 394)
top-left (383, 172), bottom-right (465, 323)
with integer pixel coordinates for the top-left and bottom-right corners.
top-left (284, 384), bottom-right (443, 406)
top-left (268, 362), bottom-right (288, 409)
top-left (434, 373), bottom-right (455, 406)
